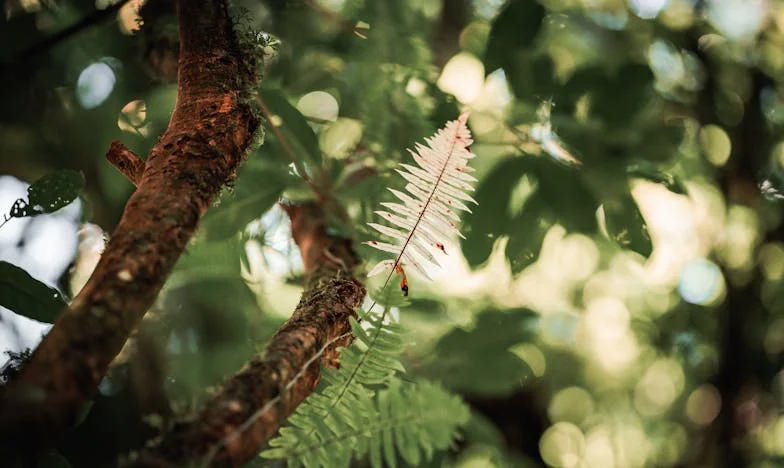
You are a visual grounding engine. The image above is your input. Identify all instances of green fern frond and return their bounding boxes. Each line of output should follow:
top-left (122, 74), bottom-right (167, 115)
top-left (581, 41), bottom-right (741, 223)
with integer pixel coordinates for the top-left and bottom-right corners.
top-left (261, 379), bottom-right (470, 468)
top-left (370, 284), bottom-right (411, 309)
top-left (321, 310), bottom-right (406, 389)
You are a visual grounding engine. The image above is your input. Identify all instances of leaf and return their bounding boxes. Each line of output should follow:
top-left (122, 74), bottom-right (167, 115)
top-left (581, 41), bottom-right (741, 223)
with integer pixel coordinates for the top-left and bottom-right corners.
top-left (428, 309), bottom-right (536, 395)
top-left (10, 170), bottom-right (85, 218)
top-left (504, 195), bottom-right (552, 273)
top-left (505, 54), bottom-right (556, 102)
top-left (461, 157), bottom-right (530, 267)
top-left (484, 0), bottom-right (546, 73)
top-left (0, 261), bottom-right (66, 323)
top-left (260, 87), bottom-right (322, 166)
top-left (36, 451), bottom-right (72, 468)
top-left (626, 161), bottom-right (687, 194)
top-left (262, 378), bottom-right (470, 468)
top-left (602, 193), bottom-right (652, 257)
top-left (200, 166), bottom-right (287, 241)
top-left (502, 157), bottom-right (598, 272)
top-left (591, 64), bottom-right (653, 125)
top-left (364, 113), bottom-right (477, 295)
top-left (556, 64), bottom-right (653, 127)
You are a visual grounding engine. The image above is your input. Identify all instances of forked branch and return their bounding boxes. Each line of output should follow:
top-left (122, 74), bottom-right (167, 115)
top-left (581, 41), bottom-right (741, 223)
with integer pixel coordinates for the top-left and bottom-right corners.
top-left (0, 0), bottom-right (261, 455)
top-left (128, 202), bottom-right (364, 467)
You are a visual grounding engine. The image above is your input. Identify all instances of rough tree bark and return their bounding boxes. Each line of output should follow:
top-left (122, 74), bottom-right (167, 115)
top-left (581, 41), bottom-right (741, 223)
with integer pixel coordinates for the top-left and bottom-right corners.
top-left (0, 0), bottom-right (261, 455)
top-left (129, 202), bottom-right (364, 467)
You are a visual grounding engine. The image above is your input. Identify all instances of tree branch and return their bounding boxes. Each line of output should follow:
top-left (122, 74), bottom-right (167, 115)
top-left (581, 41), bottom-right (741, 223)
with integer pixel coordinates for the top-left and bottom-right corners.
top-left (0, 0), bottom-right (261, 455)
top-left (107, 141), bottom-right (146, 186)
top-left (128, 202), bottom-right (364, 468)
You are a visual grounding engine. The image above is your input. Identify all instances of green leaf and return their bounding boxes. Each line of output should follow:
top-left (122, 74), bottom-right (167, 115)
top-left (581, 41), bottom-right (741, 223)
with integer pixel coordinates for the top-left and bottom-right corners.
top-left (504, 196), bottom-right (551, 272)
top-left (260, 87), bottom-right (322, 166)
top-left (602, 193), bottom-right (652, 257)
top-left (0, 261), bottom-right (66, 323)
top-left (10, 170), bottom-right (85, 218)
top-left (505, 54), bottom-right (556, 102)
top-left (429, 309), bottom-right (535, 395)
top-left (36, 451), bottom-right (72, 468)
top-left (262, 379), bottom-right (470, 468)
top-left (555, 64), bottom-right (653, 126)
top-left (461, 157), bottom-right (530, 267)
top-left (200, 166), bottom-right (287, 241)
top-left (626, 161), bottom-right (687, 194)
top-left (591, 64), bottom-right (653, 125)
top-left (484, 0), bottom-right (545, 73)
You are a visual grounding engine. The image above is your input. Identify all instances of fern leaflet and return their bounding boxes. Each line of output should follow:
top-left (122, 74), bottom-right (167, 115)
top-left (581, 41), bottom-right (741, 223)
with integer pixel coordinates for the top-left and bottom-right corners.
top-left (261, 378), bottom-right (470, 468)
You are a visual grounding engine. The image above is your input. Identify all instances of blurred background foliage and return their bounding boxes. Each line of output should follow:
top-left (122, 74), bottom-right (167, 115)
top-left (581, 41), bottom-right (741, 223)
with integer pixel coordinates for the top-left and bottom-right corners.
top-left (2, 0), bottom-right (784, 467)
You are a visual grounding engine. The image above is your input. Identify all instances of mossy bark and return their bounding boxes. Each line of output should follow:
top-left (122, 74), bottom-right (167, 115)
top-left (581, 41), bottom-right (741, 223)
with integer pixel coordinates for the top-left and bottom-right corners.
top-left (0, 0), bottom-right (260, 455)
top-left (130, 203), bottom-right (364, 467)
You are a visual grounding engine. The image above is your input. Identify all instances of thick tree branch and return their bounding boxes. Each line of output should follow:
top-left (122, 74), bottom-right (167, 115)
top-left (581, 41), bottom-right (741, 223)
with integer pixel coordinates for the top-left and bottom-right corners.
top-left (0, 0), bottom-right (260, 455)
top-left (129, 202), bottom-right (364, 468)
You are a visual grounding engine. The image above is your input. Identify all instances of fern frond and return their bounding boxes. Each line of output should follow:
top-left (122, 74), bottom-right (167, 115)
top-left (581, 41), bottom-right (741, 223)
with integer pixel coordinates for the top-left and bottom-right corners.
top-left (364, 112), bottom-right (477, 295)
top-left (261, 379), bottom-right (470, 468)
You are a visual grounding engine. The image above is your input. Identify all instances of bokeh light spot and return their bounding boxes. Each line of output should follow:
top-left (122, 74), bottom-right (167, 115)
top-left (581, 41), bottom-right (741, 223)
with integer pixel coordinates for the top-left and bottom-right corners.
top-left (296, 91), bottom-right (339, 122)
top-left (677, 259), bottom-right (724, 305)
top-left (540, 422), bottom-right (585, 468)
top-left (76, 62), bottom-right (117, 109)
top-left (629, 0), bottom-right (669, 19)
top-left (437, 52), bottom-right (485, 104)
top-left (548, 387), bottom-right (595, 425)
top-left (685, 384), bottom-right (722, 425)
top-left (699, 124), bottom-right (732, 166)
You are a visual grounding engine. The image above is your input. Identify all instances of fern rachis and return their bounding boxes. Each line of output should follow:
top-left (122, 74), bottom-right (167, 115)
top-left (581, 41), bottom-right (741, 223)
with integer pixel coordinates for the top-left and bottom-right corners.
top-left (365, 111), bottom-right (477, 295)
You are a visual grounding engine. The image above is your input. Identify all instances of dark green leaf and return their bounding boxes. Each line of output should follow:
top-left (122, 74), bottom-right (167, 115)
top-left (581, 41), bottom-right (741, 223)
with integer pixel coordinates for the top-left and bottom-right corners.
top-left (505, 54), bottom-right (556, 102)
top-left (461, 157), bottom-right (530, 267)
top-left (484, 0), bottom-right (545, 73)
top-left (555, 64), bottom-right (653, 126)
top-left (259, 87), bottom-right (322, 166)
top-left (11, 170), bottom-right (85, 218)
top-left (602, 193), bottom-right (652, 257)
top-left (504, 195), bottom-right (551, 272)
top-left (0, 261), bottom-right (66, 323)
top-left (592, 64), bottom-right (653, 125)
top-left (430, 309), bottom-right (536, 395)
top-left (36, 451), bottom-right (72, 468)
top-left (200, 169), bottom-right (287, 241)
top-left (626, 161), bottom-right (687, 194)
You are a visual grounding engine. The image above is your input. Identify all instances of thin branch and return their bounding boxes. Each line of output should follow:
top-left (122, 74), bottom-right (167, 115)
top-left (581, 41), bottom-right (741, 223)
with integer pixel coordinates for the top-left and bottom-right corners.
top-left (106, 141), bottom-right (146, 186)
top-left (128, 202), bottom-right (365, 467)
top-left (256, 95), bottom-right (313, 186)
top-left (0, 0), bottom-right (261, 457)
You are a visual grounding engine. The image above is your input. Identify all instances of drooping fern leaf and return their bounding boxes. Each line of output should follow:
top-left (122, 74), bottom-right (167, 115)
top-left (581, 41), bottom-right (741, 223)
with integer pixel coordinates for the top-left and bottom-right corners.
top-left (261, 378), bottom-right (470, 468)
top-left (365, 112), bottom-right (477, 295)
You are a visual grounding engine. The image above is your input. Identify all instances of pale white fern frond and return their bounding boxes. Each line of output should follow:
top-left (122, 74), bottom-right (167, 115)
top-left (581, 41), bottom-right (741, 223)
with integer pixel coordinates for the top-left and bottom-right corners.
top-left (364, 112), bottom-right (477, 295)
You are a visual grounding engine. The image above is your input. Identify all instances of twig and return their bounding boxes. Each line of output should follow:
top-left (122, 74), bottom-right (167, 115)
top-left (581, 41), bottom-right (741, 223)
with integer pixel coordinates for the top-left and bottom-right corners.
top-left (255, 95), bottom-right (314, 186)
top-left (106, 141), bottom-right (146, 186)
